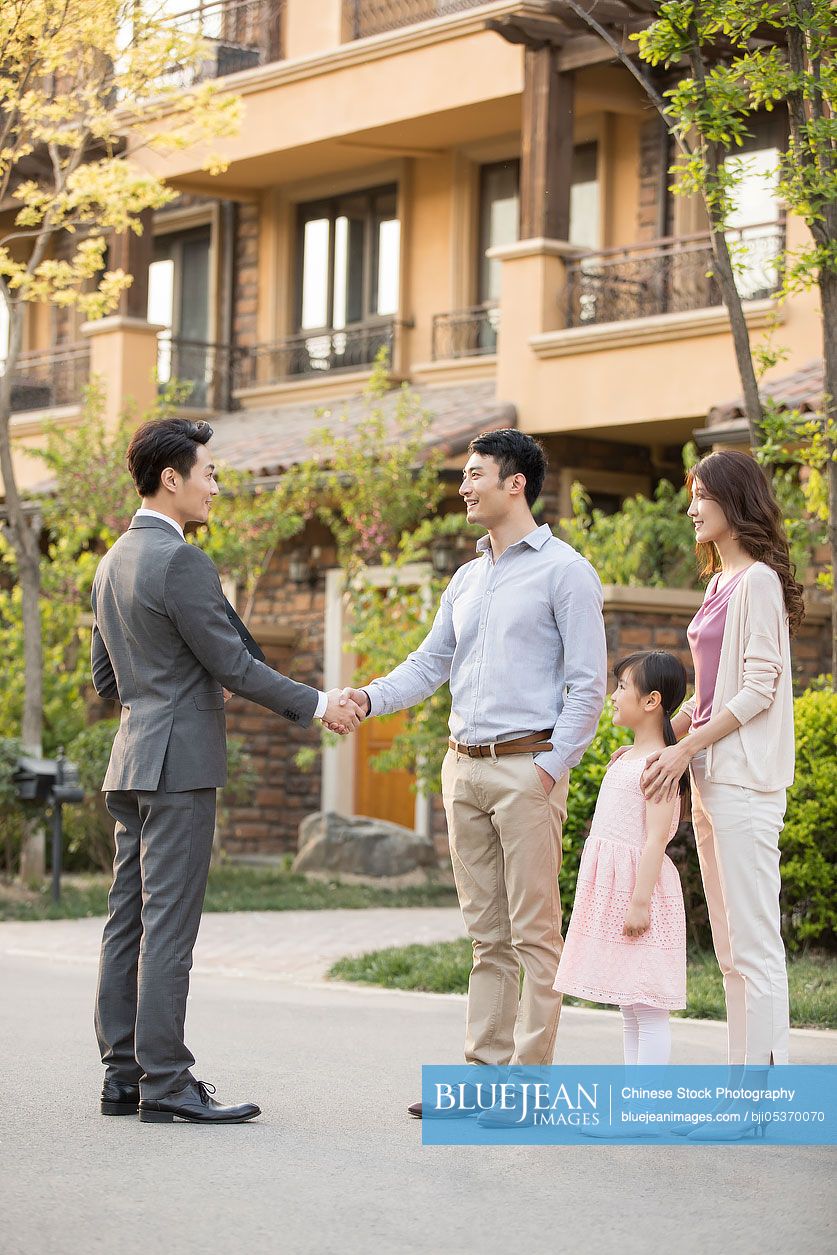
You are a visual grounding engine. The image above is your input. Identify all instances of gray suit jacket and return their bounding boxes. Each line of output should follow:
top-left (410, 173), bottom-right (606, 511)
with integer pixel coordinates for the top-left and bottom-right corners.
top-left (91, 517), bottom-right (319, 792)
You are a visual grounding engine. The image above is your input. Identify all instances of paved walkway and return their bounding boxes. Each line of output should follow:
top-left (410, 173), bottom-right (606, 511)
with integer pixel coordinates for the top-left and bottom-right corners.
top-left (0, 907), bottom-right (468, 983)
top-left (1, 911), bottom-right (835, 1255)
top-left (0, 908), bottom-right (834, 1061)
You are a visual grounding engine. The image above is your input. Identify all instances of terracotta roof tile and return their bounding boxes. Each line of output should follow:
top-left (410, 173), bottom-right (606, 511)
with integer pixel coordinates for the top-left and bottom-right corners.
top-left (207, 379), bottom-right (516, 477)
top-left (708, 360), bottom-right (824, 426)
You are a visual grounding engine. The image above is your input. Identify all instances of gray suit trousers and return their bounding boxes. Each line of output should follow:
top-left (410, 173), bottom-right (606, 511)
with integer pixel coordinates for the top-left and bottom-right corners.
top-left (94, 786), bottom-right (216, 1101)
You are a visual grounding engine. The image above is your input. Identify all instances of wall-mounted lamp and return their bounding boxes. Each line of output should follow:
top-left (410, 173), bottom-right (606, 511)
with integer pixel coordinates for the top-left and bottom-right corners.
top-left (431, 533), bottom-right (471, 578)
top-left (288, 545), bottom-right (322, 587)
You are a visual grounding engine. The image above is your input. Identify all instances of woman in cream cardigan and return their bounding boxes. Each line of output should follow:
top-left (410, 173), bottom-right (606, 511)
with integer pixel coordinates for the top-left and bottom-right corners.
top-left (641, 449), bottom-right (804, 1068)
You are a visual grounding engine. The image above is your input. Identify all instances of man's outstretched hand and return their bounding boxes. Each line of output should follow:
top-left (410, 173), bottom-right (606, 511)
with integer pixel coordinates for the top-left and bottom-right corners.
top-left (320, 688), bottom-right (366, 735)
top-left (338, 687), bottom-right (371, 719)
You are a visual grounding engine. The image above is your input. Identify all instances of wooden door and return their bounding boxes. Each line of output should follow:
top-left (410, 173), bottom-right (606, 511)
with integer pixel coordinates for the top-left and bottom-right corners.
top-left (354, 708), bottom-right (416, 830)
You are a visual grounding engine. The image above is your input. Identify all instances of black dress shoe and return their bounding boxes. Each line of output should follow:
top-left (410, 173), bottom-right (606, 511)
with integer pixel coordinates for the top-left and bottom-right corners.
top-left (101, 1079), bottom-right (140, 1116)
top-left (138, 1080), bottom-right (261, 1124)
top-left (408, 1083), bottom-right (481, 1121)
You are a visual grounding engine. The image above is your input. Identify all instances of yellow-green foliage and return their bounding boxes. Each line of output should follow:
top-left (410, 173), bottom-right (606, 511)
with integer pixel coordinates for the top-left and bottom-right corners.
top-left (0, 0), bottom-right (240, 322)
top-left (780, 687), bottom-right (837, 949)
top-left (0, 386), bottom-right (307, 759)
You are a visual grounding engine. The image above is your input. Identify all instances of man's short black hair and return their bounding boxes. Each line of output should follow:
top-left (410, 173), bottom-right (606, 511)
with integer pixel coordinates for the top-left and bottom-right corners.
top-left (467, 429), bottom-right (547, 507)
top-left (127, 418), bottom-right (214, 498)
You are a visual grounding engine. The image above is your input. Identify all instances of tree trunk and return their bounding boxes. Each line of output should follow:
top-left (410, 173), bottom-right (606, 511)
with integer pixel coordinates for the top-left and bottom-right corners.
top-left (548, 5), bottom-right (766, 445)
top-left (706, 222), bottom-right (765, 444)
top-left (818, 266), bottom-right (837, 686)
top-left (0, 303), bottom-right (46, 879)
top-left (685, 32), bottom-right (764, 445)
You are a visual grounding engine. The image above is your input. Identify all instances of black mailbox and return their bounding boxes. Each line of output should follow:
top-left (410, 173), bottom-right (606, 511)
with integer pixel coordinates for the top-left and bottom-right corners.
top-left (13, 750), bottom-right (84, 902)
top-left (13, 755), bottom-right (59, 804)
top-left (53, 757), bottom-right (84, 805)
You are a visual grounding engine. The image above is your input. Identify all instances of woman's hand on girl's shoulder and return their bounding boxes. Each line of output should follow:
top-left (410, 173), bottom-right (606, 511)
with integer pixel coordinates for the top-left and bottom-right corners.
top-left (607, 744), bottom-right (631, 767)
top-left (640, 744), bottom-right (691, 803)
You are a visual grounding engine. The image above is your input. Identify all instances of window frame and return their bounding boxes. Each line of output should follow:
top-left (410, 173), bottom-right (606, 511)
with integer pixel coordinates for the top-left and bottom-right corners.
top-left (476, 146), bottom-right (603, 303)
top-left (294, 183), bottom-right (399, 334)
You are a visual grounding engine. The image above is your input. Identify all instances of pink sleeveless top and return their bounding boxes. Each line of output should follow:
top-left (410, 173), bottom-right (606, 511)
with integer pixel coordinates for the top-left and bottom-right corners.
top-left (686, 569), bottom-right (748, 729)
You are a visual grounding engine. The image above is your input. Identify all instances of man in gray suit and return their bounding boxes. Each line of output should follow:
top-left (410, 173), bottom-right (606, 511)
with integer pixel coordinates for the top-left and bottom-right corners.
top-left (92, 417), bottom-right (362, 1124)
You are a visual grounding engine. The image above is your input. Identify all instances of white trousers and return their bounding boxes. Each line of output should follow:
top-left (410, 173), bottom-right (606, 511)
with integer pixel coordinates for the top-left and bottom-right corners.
top-left (690, 752), bottom-right (790, 1065)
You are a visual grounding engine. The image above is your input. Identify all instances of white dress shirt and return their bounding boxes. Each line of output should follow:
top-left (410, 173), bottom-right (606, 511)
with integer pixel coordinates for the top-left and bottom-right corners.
top-left (133, 510), bottom-right (328, 719)
top-left (366, 524), bottom-right (607, 781)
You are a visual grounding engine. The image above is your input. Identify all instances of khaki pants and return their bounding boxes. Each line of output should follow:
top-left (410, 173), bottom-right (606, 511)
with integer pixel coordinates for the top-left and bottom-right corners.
top-left (690, 751), bottom-right (790, 1065)
top-left (441, 748), bottom-right (570, 1067)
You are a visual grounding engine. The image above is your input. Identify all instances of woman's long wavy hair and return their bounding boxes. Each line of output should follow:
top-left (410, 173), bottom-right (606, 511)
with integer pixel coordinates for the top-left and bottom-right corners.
top-left (687, 450), bottom-right (805, 636)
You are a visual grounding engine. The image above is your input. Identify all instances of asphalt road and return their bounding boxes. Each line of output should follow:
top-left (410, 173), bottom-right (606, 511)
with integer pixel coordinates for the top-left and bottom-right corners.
top-left (1, 936), bottom-right (835, 1255)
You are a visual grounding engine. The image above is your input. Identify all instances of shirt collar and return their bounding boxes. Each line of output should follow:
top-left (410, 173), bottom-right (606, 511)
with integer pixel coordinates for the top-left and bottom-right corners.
top-left (475, 523), bottom-right (552, 556)
top-left (134, 508), bottom-right (184, 539)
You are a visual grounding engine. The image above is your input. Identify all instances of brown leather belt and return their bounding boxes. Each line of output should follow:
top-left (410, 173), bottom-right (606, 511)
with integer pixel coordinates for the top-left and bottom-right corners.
top-left (448, 730), bottom-right (554, 759)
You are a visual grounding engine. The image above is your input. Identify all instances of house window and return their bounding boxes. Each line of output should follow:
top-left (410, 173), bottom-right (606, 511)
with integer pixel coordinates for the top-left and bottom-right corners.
top-left (569, 142), bottom-right (600, 250)
top-left (478, 160), bottom-right (520, 306)
top-left (723, 114), bottom-right (784, 299)
top-left (296, 185), bottom-right (400, 332)
top-left (478, 145), bottom-right (601, 302)
top-left (147, 225), bottom-right (212, 404)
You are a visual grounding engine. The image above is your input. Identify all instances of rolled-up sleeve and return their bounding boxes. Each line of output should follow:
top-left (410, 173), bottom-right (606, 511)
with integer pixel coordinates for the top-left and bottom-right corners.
top-left (725, 632), bottom-right (783, 724)
top-left (366, 583), bottom-right (457, 717)
top-left (724, 571), bottom-right (786, 726)
top-left (535, 559), bottom-right (607, 782)
top-left (679, 694), bottom-right (697, 722)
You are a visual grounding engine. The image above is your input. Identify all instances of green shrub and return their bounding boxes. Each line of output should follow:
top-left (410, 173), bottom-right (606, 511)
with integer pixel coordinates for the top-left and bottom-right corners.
top-left (560, 711), bottom-right (630, 914)
top-left (58, 722), bottom-right (259, 874)
top-left (559, 477), bottom-right (701, 590)
top-left (0, 737), bottom-right (24, 876)
top-left (63, 720), bottom-right (122, 871)
top-left (780, 688), bottom-right (837, 950)
top-left (560, 688), bottom-right (836, 954)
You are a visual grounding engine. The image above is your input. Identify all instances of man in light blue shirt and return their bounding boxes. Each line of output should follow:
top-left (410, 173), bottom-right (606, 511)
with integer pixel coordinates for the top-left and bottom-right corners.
top-left (342, 430), bottom-right (607, 1117)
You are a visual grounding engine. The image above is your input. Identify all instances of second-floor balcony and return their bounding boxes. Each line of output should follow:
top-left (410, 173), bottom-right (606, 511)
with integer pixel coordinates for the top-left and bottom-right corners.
top-left (235, 320), bottom-right (396, 391)
top-left (346, 0), bottom-right (488, 40)
top-left (7, 344), bottom-right (91, 413)
top-left (432, 305), bottom-right (499, 360)
top-left (164, 0), bottom-right (283, 81)
top-left (157, 336), bottom-right (243, 410)
top-left (565, 224), bottom-right (785, 329)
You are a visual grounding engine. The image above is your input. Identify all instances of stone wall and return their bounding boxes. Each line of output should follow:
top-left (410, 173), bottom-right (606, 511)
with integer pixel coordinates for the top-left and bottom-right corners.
top-left (220, 527), bottom-right (336, 855)
top-left (232, 202), bottom-right (260, 351)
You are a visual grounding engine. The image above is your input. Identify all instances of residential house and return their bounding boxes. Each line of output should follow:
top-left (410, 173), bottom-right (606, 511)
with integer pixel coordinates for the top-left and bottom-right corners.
top-left (2, 0), bottom-right (829, 855)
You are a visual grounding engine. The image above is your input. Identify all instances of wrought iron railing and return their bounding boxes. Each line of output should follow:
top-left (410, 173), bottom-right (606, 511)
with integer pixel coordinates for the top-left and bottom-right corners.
top-left (162, 0), bottom-right (282, 82)
top-left (235, 321), bottom-right (396, 388)
top-left (565, 224), bottom-right (785, 328)
top-left (432, 304), bottom-right (499, 359)
top-left (157, 336), bottom-right (243, 410)
top-left (8, 344), bottom-right (91, 412)
top-left (346, 0), bottom-right (487, 39)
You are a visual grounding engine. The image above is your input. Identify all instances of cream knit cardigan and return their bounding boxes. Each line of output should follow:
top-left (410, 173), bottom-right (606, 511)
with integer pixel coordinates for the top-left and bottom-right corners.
top-left (680, 561), bottom-right (795, 791)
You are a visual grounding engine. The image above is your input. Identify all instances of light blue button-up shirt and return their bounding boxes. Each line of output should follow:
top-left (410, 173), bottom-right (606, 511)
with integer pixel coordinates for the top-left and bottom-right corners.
top-left (365, 524), bottom-right (607, 782)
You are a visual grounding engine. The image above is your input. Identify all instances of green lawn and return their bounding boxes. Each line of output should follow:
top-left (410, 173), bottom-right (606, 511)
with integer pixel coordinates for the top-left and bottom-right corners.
top-left (0, 864), bottom-right (460, 922)
top-left (329, 938), bottom-right (837, 1030)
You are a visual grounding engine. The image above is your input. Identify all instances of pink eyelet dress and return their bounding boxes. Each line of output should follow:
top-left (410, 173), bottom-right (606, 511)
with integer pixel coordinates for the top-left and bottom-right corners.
top-left (553, 754), bottom-right (687, 1010)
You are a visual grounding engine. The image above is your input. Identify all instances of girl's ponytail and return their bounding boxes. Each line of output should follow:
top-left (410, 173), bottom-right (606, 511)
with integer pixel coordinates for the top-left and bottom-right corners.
top-left (662, 709), bottom-right (678, 750)
top-left (614, 650), bottom-right (690, 798)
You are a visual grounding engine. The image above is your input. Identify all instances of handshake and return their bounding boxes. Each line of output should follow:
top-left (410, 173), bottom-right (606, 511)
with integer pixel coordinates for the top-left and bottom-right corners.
top-left (318, 687), bottom-right (370, 735)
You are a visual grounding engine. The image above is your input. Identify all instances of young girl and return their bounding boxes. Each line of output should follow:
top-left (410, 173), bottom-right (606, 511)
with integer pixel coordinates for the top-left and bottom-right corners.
top-left (553, 650), bottom-right (688, 1065)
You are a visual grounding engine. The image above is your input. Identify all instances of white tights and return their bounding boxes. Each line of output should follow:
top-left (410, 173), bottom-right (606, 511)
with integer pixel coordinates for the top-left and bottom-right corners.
top-left (620, 1003), bottom-right (672, 1065)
